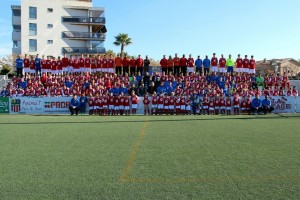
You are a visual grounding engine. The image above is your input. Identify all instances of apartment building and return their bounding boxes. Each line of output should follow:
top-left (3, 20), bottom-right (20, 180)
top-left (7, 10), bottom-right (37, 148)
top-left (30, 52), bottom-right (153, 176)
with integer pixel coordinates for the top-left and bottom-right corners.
top-left (11, 0), bottom-right (107, 57)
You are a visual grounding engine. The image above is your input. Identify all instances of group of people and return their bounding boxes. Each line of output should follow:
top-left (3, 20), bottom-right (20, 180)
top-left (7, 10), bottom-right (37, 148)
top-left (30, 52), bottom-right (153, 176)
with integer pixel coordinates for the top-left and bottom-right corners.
top-left (14, 53), bottom-right (256, 78)
top-left (68, 91), bottom-right (275, 116)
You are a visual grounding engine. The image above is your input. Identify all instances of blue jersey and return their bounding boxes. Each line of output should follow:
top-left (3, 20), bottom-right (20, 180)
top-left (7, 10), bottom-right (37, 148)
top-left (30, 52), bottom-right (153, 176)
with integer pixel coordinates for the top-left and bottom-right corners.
top-left (35, 58), bottom-right (41, 69)
top-left (79, 96), bottom-right (88, 107)
top-left (16, 58), bottom-right (23, 68)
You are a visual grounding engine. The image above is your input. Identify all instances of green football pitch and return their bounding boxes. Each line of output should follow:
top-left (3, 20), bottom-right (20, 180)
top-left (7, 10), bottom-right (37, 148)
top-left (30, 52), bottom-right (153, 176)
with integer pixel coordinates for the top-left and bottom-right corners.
top-left (0, 114), bottom-right (299, 200)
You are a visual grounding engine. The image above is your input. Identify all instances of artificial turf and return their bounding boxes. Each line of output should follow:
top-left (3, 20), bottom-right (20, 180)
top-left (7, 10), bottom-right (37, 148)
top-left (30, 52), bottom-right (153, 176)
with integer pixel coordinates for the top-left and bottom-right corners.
top-left (0, 114), bottom-right (299, 199)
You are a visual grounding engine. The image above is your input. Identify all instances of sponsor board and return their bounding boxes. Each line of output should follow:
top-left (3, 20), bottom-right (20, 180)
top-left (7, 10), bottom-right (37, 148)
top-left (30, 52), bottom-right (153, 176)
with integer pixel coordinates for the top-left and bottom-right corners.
top-left (269, 96), bottom-right (296, 113)
top-left (0, 97), bottom-right (9, 113)
top-left (10, 97), bottom-right (43, 114)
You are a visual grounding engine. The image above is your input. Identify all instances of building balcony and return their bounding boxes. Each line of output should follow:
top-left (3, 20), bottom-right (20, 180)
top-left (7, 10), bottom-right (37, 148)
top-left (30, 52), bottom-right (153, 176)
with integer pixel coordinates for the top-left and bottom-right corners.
top-left (62, 16), bottom-right (105, 25)
top-left (12, 47), bottom-right (21, 55)
top-left (62, 47), bottom-right (106, 54)
top-left (62, 31), bottom-right (105, 40)
top-left (12, 31), bottom-right (21, 40)
top-left (12, 16), bottom-right (21, 25)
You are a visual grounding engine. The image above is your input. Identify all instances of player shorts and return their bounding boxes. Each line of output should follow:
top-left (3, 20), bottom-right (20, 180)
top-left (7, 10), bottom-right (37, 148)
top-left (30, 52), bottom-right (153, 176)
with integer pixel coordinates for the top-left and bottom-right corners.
top-left (68, 66), bottom-right (74, 73)
top-left (209, 107), bottom-right (214, 111)
top-left (151, 104), bottom-right (157, 109)
top-left (243, 68), bottom-right (249, 73)
top-left (103, 105), bottom-right (108, 109)
top-left (63, 67), bottom-right (69, 72)
top-left (96, 68), bottom-right (101, 72)
top-left (125, 106), bottom-right (130, 110)
top-left (219, 68), bottom-right (226, 73)
top-left (226, 107), bottom-right (232, 110)
top-left (241, 108), bottom-right (246, 111)
top-left (212, 66), bottom-right (218, 72)
top-left (114, 106), bottom-right (119, 111)
top-left (249, 69), bottom-right (255, 74)
top-left (227, 66), bottom-right (233, 73)
top-left (132, 104), bottom-right (137, 109)
top-left (169, 105), bottom-right (174, 110)
top-left (73, 68), bottom-right (80, 73)
top-left (94, 106), bottom-right (99, 110)
top-left (91, 69), bottom-right (97, 73)
top-left (119, 106), bottom-right (125, 110)
top-left (57, 70), bottom-right (62, 74)
top-left (89, 106), bottom-right (94, 110)
top-left (180, 105), bottom-right (186, 110)
top-left (24, 68), bottom-right (30, 73)
top-left (158, 104), bottom-right (163, 109)
top-left (164, 106), bottom-right (169, 110)
top-left (109, 105), bottom-right (114, 110)
top-left (30, 69), bottom-right (35, 74)
top-left (220, 106), bottom-right (226, 110)
top-left (108, 68), bottom-right (114, 74)
top-left (102, 68), bottom-right (108, 73)
top-left (215, 106), bottom-right (220, 110)
top-left (176, 106), bottom-right (180, 109)
top-left (234, 105), bottom-right (240, 108)
top-left (187, 67), bottom-right (194, 73)
top-left (186, 105), bottom-right (191, 111)
top-left (84, 68), bottom-right (91, 73)
top-left (236, 68), bottom-right (243, 73)
top-left (203, 106), bottom-right (208, 109)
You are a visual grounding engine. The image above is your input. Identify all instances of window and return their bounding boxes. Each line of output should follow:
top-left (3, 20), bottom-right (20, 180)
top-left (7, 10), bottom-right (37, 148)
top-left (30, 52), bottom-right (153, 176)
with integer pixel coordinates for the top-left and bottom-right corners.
top-left (47, 40), bottom-right (53, 44)
top-left (47, 8), bottom-right (53, 13)
top-left (13, 9), bottom-right (21, 17)
top-left (13, 25), bottom-right (21, 32)
top-left (29, 6), bottom-right (37, 19)
top-left (47, 24), bottom-right (53, 29)
top-left (29, 39), bottom-right (37, 52)
top-left (13, 41), bottom-right (19, 48)
top-left (29, 23), bottom-right (37, 35)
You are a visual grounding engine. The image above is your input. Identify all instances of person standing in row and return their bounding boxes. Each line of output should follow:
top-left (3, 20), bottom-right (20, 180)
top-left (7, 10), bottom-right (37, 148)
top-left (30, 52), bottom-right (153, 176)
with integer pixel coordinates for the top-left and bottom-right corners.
top-left (173, 53), bottom-right (180, 76)
top-left (195, 55), bottom-right (202, 75)
top-left (211, 53), bottom-right (218, 73)
top-left (143, 55), bottom-right (150, 75)
top-left (203, 55), bottom-right (210, 76)
top-left (15, 55), bottom-right (23, 78)
top-left (226, 54), bottom-right (235, 75)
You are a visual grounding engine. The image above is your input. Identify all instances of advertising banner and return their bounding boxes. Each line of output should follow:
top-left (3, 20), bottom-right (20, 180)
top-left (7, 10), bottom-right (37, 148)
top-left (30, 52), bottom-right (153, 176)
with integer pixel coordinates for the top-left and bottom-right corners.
top-left (0, 97), bottom-right (9, 113)
top-left (269, 96), bottom-right (296, 113)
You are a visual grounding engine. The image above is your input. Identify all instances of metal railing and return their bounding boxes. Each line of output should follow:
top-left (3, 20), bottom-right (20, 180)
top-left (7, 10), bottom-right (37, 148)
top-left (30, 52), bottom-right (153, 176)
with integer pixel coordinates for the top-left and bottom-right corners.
top-left (0, 68), bottom-right (14, 88)
top-left (62, 31), bottom-right (106, 40)
top-left (62, 47), bottom-right (106, 54)
top-left (62, 16), bottom-right (105, 24)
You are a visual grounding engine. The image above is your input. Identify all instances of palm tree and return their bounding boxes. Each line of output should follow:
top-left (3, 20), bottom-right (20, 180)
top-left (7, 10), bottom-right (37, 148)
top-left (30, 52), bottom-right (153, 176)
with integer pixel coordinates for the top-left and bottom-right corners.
top-left (113, 33), bottom-right (132, 59)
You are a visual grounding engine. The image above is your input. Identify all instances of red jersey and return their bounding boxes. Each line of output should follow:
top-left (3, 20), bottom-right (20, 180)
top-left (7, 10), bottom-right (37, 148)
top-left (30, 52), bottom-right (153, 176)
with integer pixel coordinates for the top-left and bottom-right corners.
top-left (143, 96), bottom-right (150, 105)
top-left (102, 58), bottom-right (108, 68)
top-left (211, 57), bottom-right (218, 66)
top-left (131, 95), bottom-right (138, 104)
top-left (29, 60), bottom-right (35, 70)
top-left (243, 59), bottom-right (249, 69)
top-left (79, 58), bottom-right (85, 68)
top-left (130, 59), bottom-right (137, 68)
top-left (236, 58), bottom-right (243, 68)
top-left (219, 58), bottom-right (226, 68)
top-left (62, 57), bottom-right (69, 67)
top-left (124, 96), bottom-right (130, 106)
top-left (114, 97), bottom-right (120, 106)
top-left (122, 58), bottom-right (130, 67)
top-left (187, 58), bottom-right (194, 67)
top-left (136, 58), bottom-right (144, 68)
top-left (57, 60), bottom-right (63, 70)
top-left (85, 58), bottom-right (90, 68)
top-left (23, 59), bottom-right (30, 68)
top-left (51, 61), bottom-right (57, 71)
top-left (88, 97), bottom-right (94, 107)
top-left (163, 97), bottom-right (169, 106)
top-left (160, 58), bottom-right (168, 68)
top-left (152, 96), bottom-right (158, 105)
top-left (91, 59), bottom-right (96, 69)
top-left (249, 59), bottom-right (256, 69)
top-left (108, 59), bottom-right (114, 68)
top-left (226, 99), bottom-right (232, 107)
top-left (180, 57), bottom-right (187, 66)
top-left (233, 97), bottom-right (240, 106)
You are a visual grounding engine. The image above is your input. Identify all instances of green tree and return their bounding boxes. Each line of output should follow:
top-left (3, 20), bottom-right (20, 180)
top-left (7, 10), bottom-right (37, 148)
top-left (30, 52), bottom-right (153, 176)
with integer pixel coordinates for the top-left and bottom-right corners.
top-left (113, 33), bottom-right (132, 59)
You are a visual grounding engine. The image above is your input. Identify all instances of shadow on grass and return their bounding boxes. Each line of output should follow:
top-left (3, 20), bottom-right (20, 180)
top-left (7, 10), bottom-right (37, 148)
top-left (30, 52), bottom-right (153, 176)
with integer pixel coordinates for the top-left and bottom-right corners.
top-left (0, 114), bottom-right (299, 125)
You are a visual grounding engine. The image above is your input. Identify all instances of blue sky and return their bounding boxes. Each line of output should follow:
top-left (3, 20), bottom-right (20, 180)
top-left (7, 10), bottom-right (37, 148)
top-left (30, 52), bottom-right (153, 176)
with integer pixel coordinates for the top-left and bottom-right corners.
top-left (1, 0), bottom-right (299, 61)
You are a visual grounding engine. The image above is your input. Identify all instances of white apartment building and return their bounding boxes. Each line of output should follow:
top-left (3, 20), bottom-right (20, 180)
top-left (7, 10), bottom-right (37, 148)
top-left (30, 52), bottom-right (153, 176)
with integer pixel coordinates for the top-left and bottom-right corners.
top-left (12, 0), bottom-right (107, 57)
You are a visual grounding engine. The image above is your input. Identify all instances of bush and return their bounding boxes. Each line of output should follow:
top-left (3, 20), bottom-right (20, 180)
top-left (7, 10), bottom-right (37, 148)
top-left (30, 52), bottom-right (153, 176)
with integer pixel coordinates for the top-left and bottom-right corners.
top-left (0, 65), bottom-right (13, 75)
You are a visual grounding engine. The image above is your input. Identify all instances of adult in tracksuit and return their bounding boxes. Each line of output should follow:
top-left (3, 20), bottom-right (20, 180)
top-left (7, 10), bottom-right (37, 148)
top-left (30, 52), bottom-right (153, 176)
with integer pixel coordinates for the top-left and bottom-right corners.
top-left (69, 95), bottom-right (80, 115)
top-left (261, 95), bottom-right (274, 114)
top-left (195, 56), bottom-right (203, 75)
top-left (251, 94), bottom-right (262, 114)
top-left (203, 55), bottom-right (211, 76)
